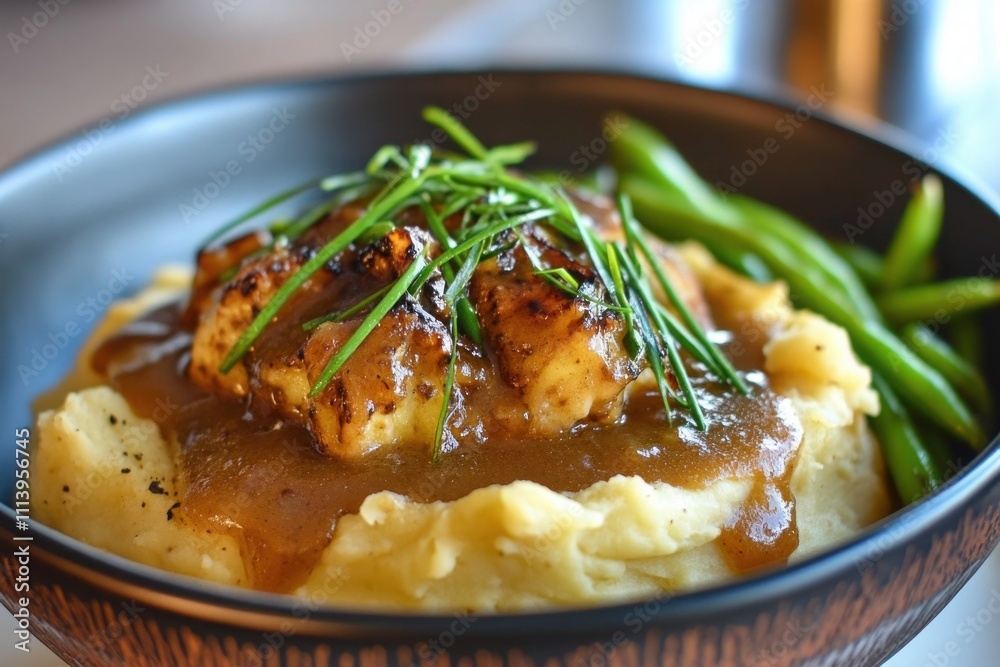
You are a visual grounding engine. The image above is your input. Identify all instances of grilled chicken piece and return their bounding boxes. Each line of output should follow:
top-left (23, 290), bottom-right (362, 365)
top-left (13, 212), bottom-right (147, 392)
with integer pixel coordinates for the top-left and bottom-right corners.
top-left (302, 300), bottom-right (451, 457)
top-left (186, 194), bottom-right (712, 459)
top-left (468, 234), bottom-right (640, 434)
top-left (189, 230), bottom-right (270, 320)
top-left (187, 200), bottom-right (373, 394)
top-left (253, 228), bottom-right (453, 458)
top-left (189, 243), bottom-right (307, 397)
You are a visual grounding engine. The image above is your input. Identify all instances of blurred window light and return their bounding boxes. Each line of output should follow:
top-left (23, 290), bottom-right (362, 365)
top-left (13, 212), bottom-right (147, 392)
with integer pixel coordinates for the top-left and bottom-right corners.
top-left (927, 0), bottom-right (992, 101)
top-left (666, 0), bottom-right (742, 84)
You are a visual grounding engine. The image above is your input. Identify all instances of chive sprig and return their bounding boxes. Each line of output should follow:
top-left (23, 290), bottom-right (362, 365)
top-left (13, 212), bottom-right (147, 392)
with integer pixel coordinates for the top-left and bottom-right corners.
top-left (204, 108), bottom-right (745, 459)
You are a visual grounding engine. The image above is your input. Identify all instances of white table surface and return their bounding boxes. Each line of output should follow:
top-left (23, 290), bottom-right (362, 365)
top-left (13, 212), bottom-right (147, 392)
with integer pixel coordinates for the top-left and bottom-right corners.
top-left (2, 1), bottom-right (998, 665)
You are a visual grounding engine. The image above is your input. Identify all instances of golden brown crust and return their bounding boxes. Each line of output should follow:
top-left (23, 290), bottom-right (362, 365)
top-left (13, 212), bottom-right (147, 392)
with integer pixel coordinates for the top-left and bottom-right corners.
top-left (469, 239), bottom-right (639, 433)
top-left (186, 197), bottom-right (712, 459)
top-left (303, 299), bottom-right (451, 457)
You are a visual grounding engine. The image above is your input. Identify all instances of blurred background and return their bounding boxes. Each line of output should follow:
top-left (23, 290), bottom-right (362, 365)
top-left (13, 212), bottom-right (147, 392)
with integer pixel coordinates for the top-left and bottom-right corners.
top-left (1, 0), bottom-right (1000, 194)
top-left (1, 0), bottom-right (999, 665)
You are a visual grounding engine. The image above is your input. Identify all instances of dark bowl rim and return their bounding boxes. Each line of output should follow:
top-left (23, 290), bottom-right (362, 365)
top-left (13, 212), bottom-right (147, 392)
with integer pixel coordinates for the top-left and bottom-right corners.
top-left (2, 67), bottom-right (999, 639)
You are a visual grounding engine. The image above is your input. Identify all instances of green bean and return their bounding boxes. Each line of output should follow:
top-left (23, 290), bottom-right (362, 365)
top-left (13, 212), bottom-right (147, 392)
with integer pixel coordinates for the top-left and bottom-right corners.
top-left (915, 259), bottom-right (938, 284)
top-left (902, 323), bottom-right (991, 413)
top-left (833, 242), bottom-right (884, 288)
top-left (610, 115), bottom-right (881, 322)
top-left (882, 174), bottom-right (944, 291)
top-left (732, 252), bottom-right (773, 284)
top-left (728, 195), bottom-right (882, 322)
top-left (831, 242), bottom-right (934, 290)
top-left (870, 375), bottom-right (946, 504)
top-left (664, 228), bottom-right (774, 283)
top-left (917, 422), bottom-right (958, 480)
top-left (609, 114), bottom-right (733, 222)
top-left (650, 226), bottom-right (757, 284)
top-left (619, 175), bottom-right (858, 313)
top-left (877, 277), bottom-right (1000, 326)
top-left (950, 314), bottom-right (985, 368)
top-left (622, 174), bottom-right (983, 447)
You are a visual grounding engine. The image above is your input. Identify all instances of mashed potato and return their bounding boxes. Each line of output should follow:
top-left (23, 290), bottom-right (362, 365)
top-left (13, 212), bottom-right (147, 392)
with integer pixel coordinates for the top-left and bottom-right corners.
top-left (31, 247), bottom-right (891, 611)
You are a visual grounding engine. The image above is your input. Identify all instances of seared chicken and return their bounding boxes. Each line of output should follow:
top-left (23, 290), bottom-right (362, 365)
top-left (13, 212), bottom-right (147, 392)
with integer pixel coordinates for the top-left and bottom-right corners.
top-left (187, 193), bottom-right (710, 459)
top-left (468, 235), bottom-right (639, 434)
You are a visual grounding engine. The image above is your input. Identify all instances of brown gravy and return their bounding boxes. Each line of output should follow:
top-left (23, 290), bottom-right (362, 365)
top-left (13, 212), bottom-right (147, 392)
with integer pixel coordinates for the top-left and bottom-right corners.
top-left (93, 302), bottom-right (802, 593)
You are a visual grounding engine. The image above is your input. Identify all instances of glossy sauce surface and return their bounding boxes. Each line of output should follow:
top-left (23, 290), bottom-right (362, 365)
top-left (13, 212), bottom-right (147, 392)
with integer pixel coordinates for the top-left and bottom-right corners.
top-left (94, 302), bottom-right (802, 592)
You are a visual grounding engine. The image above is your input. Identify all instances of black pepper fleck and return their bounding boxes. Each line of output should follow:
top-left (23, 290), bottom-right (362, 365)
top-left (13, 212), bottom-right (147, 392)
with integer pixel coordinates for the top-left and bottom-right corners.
top-left (121, 468), bottom-right (131, 474)
top-left (62, 485), bottom-right (70, 493)
top-left (166, 502), bottom-right (181, 521)
top-left (148, 480), bottom-right (166, 495)
top-left (109, 415), bottom-right (118, 425)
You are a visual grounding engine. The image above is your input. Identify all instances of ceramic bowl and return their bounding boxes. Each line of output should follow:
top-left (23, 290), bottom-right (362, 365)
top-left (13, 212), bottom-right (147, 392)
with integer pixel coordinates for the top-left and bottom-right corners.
top-left (1, 71), bottom-right (998, 667)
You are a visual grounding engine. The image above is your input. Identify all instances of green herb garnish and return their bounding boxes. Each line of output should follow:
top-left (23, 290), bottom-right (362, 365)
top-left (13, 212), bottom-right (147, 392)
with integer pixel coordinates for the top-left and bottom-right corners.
top-left (205, 107), bottom-right (744, 459)
top-left (309, 247), bottom-right (430, 397)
